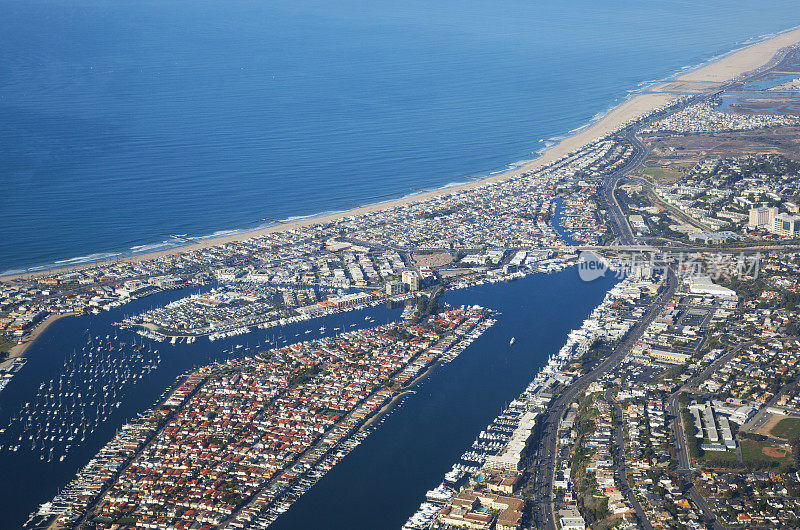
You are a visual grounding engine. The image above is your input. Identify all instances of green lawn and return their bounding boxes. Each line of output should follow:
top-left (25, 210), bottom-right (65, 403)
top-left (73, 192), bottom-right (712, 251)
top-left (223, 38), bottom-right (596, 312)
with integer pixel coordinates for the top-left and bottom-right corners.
top-left (740, 439), bottom-right (794, 468)
top-left (0, 334), bottom-right (15, 363)
top-left (702, 449), bottom-right (738, 466)
top-left (0, 334), bottom-right (14, 354)
top-left (770, 417), bottom-right (800, 443)
top-left (640, 166), bottom-right (684, 185)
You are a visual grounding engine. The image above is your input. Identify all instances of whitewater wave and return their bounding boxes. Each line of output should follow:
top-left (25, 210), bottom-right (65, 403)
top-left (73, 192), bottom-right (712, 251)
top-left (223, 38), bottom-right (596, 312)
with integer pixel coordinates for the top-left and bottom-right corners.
top-left (281, 213), bottom-right (325, 223)
top-left (194, 229), bottom-right (243, 240)
top-left (0, 266), bottom-right (47, 277)
top-left (516, 24), bottom-right (800, 182)
top-left (507, 159), bottom-right (535, 169)
top-left (568, 123), bottom-right (591, 135)
top-left (669, 24), bottom-right (800, 81)
top-left (741, 32), bottom-right (779, 46)
top-left (11, 25), bottom-right (800, 280)
top-left (54, 252), bottom-right (122, 265)
top-left (130, 240), bottom-right (176, 253)
top-left (433, 181), bottom-right (472, 189)
top-left (534, 137), bottom-right (563, 155)
top-left (279, 207), bottom-right (351, 223)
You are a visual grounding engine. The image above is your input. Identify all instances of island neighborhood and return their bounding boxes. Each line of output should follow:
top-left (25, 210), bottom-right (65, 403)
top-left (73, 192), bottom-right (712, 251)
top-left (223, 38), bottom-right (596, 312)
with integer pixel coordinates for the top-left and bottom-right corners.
top-left (6, 27), bottom-right (800, 530)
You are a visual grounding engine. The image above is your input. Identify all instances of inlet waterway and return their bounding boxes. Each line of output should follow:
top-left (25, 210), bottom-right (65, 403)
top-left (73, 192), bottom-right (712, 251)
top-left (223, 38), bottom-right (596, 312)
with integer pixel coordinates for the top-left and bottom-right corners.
top-left (0, 285), bottom-right (404, 528)
top-left (270, 269), bottom-right (616, 529)
top-left (551, 197), bottom-right (581, 246)
top-left (0, 268), bottom-right (614, 527)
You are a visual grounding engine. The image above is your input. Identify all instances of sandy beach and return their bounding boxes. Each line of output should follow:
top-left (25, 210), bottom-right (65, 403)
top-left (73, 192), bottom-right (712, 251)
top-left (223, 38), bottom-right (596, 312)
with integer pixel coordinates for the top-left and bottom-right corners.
top-left (0, 313), bottom-right (75, 369)
top-left (677, 26), bottom-right (800, 83)
top-left (3, 26), bottom-right (800, 284)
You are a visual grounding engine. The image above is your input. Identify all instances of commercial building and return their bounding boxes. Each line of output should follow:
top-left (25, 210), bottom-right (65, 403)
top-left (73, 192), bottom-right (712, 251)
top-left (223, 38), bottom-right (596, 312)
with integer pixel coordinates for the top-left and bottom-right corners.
top-left (325, 239), bottom-right (352, 252)
top-left (748, 206), bottom-right (778, 229)
top-left (687, 276), bottom-right (737, 299)
top-left (114, 280), bottom-right (153, 298)
top-left (319, 291), bottom-right (377, 309)
top-left (688, 231), bottom-right (738, 244)
top-left (648, 348), bottom-right (691, 365)
top-left (773, 213), bottom-right (800, 237)
top-left (438, 490), bottom-right (524, 530)
top-left (215, 268), bottom-right (246, 281)
top-left (402, 270), bottom-right (420, 292)
top-left (385, 280), bottom-right (404, 296)
top-left (481, 469), bottom-right (520, 495)
top-left (559, 507), bottom-right (587, 530)
top-left (484, 412), bottom-right (536, 471)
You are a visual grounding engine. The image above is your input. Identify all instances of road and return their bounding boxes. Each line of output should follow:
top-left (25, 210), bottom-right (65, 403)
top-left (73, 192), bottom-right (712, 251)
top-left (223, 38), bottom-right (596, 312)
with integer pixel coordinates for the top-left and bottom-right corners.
top-left (529, 121), bottom-right (673, 529)
top-left (666, 388), bottom-right (724, 529)
top-left (71, 372), bottom-right (211, 527)
top-left (606, 389), bottom-right (654, 530)
top-left (657, 333), bottom-right (756, 530)
top-left (740, 373), bottom-right (800, 437)
top-left (666, 336), bottom-right (800, 529)
top-left (531, 267), bottom-right (676, 529)
top-left (595, 47), bottom-right (794, 252)
top-left (683, 341), bottom-right (751, 394)
top-left (666, 392), bottom-right (708, 524)
top-left (521, 40), bottom-right (800, 530)
top-left (599, 133), bottom-right (648, 246)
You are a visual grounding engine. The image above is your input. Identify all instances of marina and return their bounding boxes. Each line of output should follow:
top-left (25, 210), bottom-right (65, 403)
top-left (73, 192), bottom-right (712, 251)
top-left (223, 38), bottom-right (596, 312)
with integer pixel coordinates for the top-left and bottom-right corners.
top-left (0, 357), bottom-right (27, 394)
top-left (268, 269), bottom-right (617, 530)
top-left (0, 268), bottom-right (617, 529)
top-left (1, 3), bottom-right (798, 528)
top-left (401, 272), bottom-right (648, 529)
top-left (1, 333), bottom-right (160, 464)
top-left (0, 286), bottom-right (407, 529)
top-left (29, 307), bottom-right (496, 527)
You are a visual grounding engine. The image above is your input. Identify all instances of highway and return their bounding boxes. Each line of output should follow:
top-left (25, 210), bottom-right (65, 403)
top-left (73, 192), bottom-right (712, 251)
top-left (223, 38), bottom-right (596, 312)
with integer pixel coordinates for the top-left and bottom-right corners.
top-left (531, 39), bottom-right (800, 530)
top-left (529, 123), bottom-right (671, 528)
top-left (598, 133), bottom-right (647, 246)
top-left (531, 267), bottom-right (677, 529)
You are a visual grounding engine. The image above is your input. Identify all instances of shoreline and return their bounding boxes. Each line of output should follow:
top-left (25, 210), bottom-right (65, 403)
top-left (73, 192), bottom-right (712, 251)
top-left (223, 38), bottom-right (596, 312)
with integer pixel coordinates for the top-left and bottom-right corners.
top-left (362, 389), bottom-right (417, 430)
top-left (4, 26), bottom-right (800, 284)
top-left (1, 313), bottom-right (75, 369)
top-left (361, 351), bottom-right (448, 430)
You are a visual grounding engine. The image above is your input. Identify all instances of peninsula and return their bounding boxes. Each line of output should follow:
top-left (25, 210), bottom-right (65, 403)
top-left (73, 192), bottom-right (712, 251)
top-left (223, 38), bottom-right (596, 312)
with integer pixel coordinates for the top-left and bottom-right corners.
top-left (6, 23), bottom-right (800, 530)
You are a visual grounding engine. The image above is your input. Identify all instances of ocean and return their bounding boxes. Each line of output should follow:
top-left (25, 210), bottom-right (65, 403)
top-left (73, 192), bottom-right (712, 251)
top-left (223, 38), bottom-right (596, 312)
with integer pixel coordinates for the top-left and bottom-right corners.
top-left (1, 0), bottom-right (799, 274)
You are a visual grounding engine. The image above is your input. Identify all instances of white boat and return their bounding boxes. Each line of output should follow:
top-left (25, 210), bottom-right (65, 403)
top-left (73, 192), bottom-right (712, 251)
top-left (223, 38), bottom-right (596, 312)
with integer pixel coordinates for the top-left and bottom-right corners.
top-left (509, 337), bottom-right (515, 345)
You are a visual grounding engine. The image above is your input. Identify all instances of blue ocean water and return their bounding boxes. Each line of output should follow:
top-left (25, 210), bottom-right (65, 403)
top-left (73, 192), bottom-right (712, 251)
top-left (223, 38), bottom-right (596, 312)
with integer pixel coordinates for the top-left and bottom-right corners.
top-left (0, 0), bottom-right (799, 273)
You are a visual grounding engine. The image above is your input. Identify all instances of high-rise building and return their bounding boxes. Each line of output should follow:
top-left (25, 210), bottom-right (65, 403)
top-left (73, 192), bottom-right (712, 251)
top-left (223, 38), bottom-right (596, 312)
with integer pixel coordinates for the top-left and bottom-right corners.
top-left (402, 270), bottom-right (420, 292)
top-left (747, 206), bottom-right (778, 229)
top-left (386, 280), bottom-right (404, 296)
top-left (773, 213), bottom-right (800, 237)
